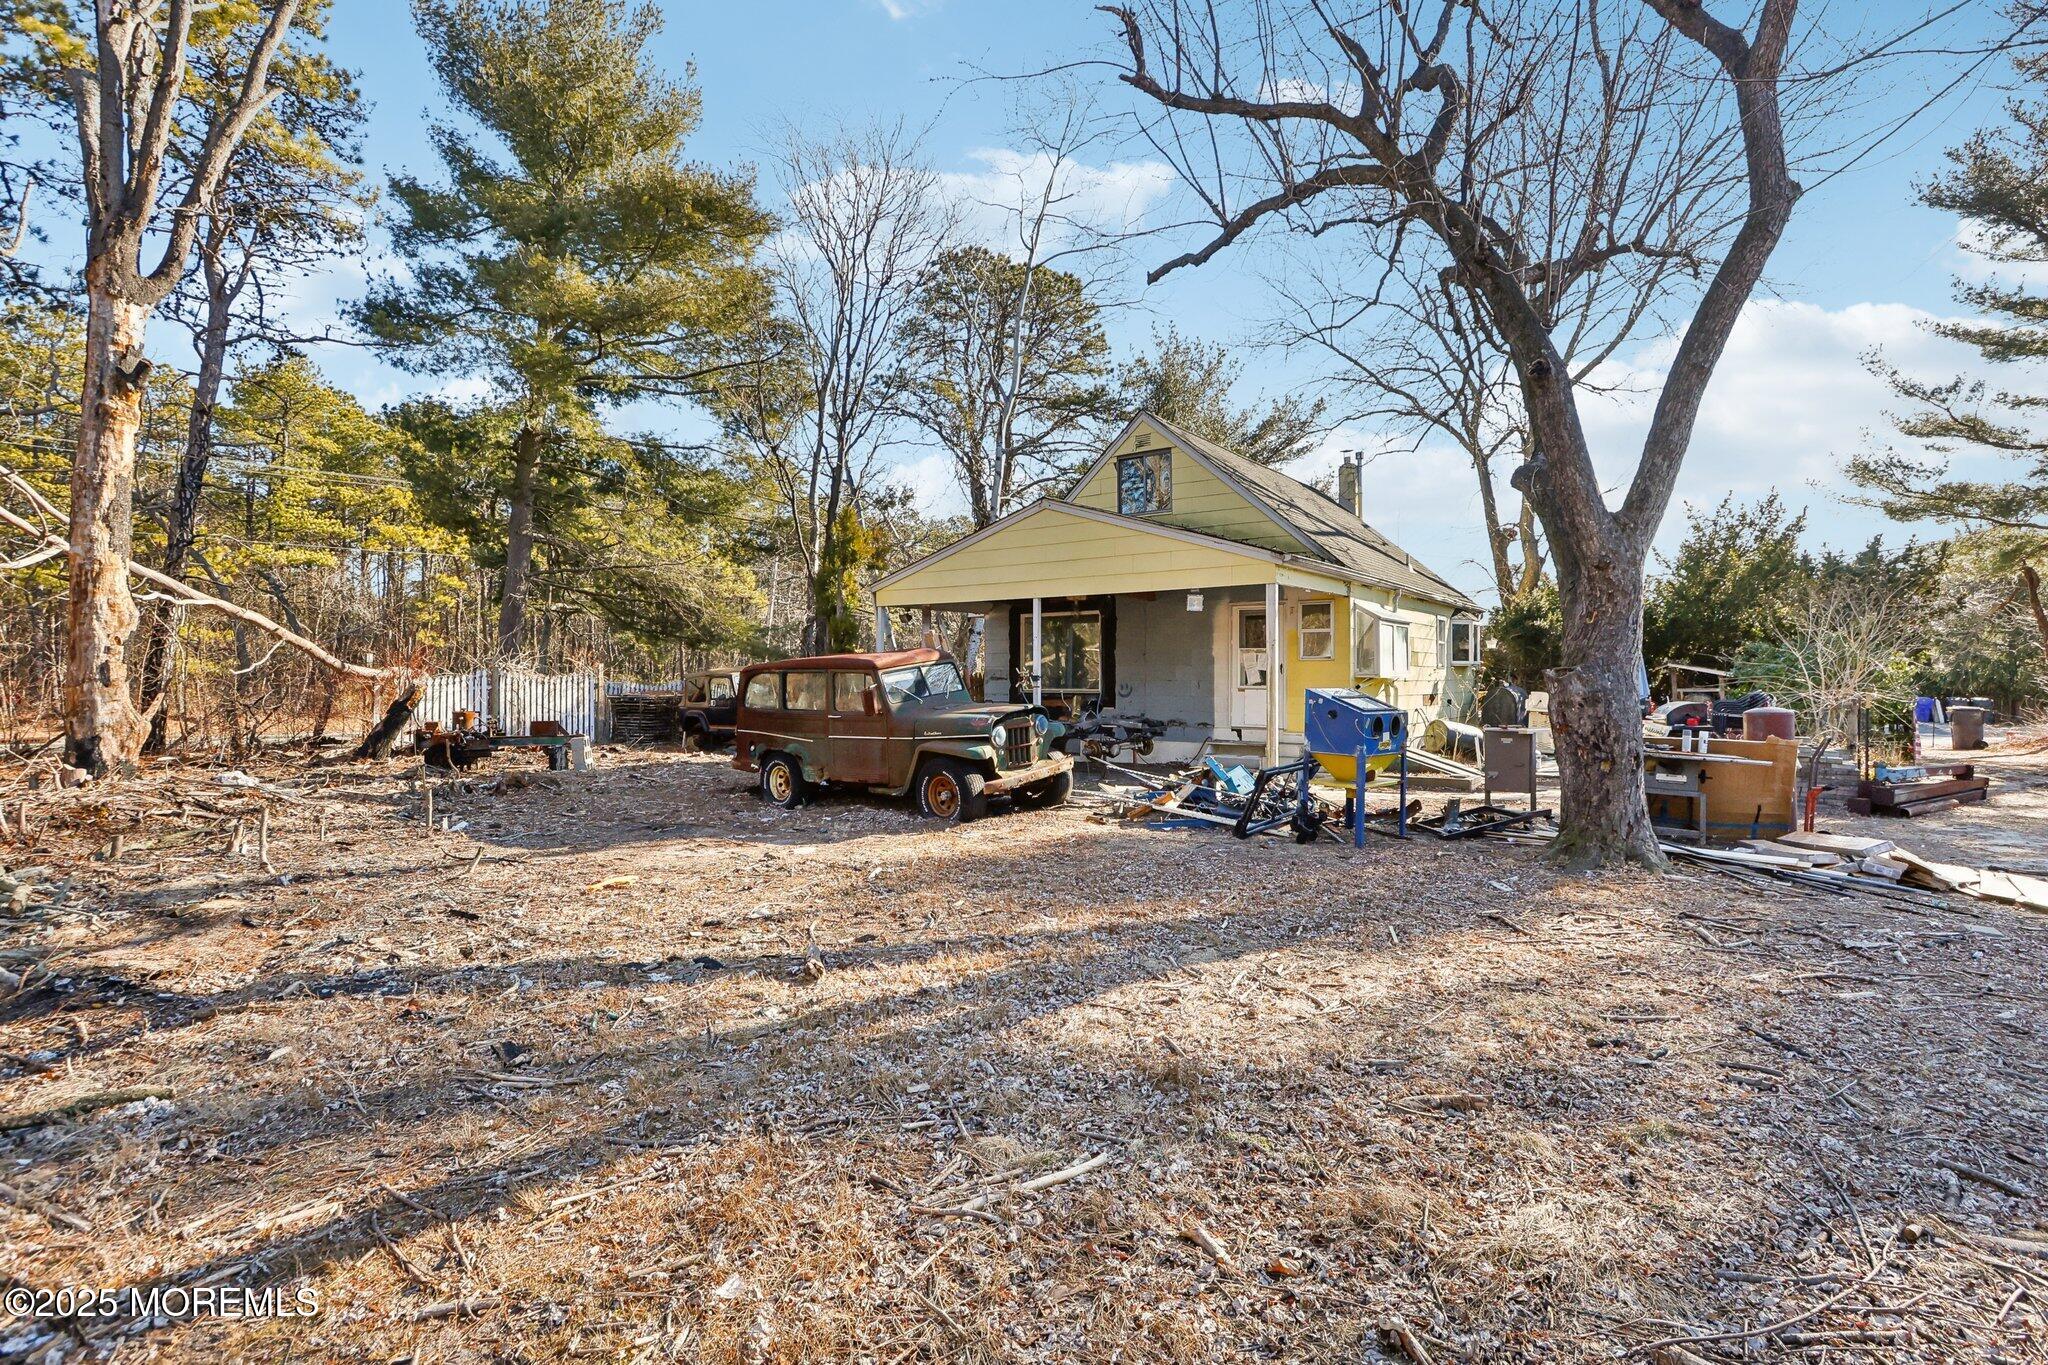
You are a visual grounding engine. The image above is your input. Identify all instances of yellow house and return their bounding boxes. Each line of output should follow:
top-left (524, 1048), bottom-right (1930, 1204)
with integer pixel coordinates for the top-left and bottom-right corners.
top-left (873, 412), bottom-right (1484, 765)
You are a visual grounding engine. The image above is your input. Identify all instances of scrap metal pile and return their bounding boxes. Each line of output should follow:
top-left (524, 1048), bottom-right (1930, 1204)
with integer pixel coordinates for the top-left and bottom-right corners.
top-left (1092, 756), bottom-right (1340, 843)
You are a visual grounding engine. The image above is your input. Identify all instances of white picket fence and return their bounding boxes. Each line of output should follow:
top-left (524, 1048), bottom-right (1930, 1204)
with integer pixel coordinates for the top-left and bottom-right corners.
top-left (606, 680), bottom-right (685, 697)
top-left (411, 669), bottom-right (605, 740)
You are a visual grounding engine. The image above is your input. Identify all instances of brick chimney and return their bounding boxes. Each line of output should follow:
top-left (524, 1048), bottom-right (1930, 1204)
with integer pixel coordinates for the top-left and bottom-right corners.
top-left (1336, 452), bottom-right (1364, 519)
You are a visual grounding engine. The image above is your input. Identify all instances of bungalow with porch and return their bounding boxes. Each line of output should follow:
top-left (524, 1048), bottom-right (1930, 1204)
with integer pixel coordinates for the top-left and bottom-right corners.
top-left (873, 412), bottom-right (1483, 765)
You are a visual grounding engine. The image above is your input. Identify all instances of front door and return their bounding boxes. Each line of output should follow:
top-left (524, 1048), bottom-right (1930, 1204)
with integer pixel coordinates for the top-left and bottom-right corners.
top-left (1231, 605), bottom-right (1269, 731)
top-left (830, 670), bottom-right (889, 785)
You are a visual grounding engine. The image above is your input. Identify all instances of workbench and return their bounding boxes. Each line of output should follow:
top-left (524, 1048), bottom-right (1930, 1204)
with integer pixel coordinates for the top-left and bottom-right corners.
top-left (1643, 748), bottom-right (1770, 842)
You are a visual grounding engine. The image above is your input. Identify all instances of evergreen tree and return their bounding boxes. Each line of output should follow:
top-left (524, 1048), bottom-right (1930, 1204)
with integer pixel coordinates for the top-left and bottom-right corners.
top-left (356, 0), bottom-right (771, 657)
top-left (1116, 325), bottom-right (1325, 468)
top-left (1846, 1), bottom-right (2048, 656)
top-left (896, 245), bottom-right (1116, 527)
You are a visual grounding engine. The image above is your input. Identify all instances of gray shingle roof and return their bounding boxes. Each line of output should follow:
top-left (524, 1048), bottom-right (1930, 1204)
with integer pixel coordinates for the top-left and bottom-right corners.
top-left (1141, 413), bottom-right (1479, 612)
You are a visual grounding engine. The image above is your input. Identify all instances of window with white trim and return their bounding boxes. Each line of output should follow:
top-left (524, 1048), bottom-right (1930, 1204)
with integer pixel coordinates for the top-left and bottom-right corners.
top-left (1116, 451), bottom-right (1171, 514)
top-left (1450, 619), bottom-right (1483, 667)
top-left (1039, 611), bottom-right (1102, 692)
top-left (1383, 622), bottom-right (1411, 677)
top-left (1298, 600), bottom-right (1334, 660)
top-left (1352, 603), bottom-right (1378, 675)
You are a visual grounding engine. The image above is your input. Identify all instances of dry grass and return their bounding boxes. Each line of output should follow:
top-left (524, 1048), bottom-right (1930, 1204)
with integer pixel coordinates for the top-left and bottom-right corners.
top-left (1, 744), bottom-right (2046, 1362)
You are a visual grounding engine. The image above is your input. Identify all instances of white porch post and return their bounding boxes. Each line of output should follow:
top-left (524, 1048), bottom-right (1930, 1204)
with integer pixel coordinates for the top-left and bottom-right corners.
top-left (874, 597), bottom-right (894, 650)
top-left (1031, 597), bottom-right (1043, 707)
top-left (1265, 579), bottom-right (1282, 767)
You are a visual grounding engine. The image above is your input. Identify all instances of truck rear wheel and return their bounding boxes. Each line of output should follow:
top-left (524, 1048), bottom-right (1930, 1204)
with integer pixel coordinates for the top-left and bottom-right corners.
top-left (916, 758), bottom-right (987, 823)
top-left (760, 753), bottom-right (808, 809)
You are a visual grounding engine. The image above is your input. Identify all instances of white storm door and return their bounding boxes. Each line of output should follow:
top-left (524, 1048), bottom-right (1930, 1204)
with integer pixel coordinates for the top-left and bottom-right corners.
top-left (1231, 604), bottom-right (1269, 730)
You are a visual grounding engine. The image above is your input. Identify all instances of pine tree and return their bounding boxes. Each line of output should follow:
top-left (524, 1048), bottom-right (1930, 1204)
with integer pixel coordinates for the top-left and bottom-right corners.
top-left (356, 0), bottom-right (771, 658)
top-left (1847, 2), bottom-right (2048, 653)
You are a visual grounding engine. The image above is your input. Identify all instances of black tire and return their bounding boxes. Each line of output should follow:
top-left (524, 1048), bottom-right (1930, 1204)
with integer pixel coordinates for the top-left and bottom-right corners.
top-left (681, 717), bottom-right (703, 751)
top-left (1014, 767), bottom-right (1075, 810)
top-left (915, 758), bottom-right (988, 823)
top-left (759, 753), bottom-right (808, 809)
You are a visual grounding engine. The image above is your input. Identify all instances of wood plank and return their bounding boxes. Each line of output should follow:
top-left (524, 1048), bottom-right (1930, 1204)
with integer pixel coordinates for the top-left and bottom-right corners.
top-left (1777, 831), bottom-right (1896, 858)
top-left (1738, 839), bottom-right (1842, 865)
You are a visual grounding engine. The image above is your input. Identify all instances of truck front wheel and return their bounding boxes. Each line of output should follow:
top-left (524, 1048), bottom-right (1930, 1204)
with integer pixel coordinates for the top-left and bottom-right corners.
top-left (1014, 768), bottom-right (1074, 810)
top-left (916, 758), bottom-right (987, 823)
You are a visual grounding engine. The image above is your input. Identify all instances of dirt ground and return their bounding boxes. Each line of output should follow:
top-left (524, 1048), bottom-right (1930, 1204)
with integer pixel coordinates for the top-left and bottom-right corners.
top-left (2, 735), bottom-right (2046, 1363)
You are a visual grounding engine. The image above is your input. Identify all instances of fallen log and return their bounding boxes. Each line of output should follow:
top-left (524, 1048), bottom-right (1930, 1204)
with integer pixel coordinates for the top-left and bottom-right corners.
top-left (0, 469), bottom-right (402, 685)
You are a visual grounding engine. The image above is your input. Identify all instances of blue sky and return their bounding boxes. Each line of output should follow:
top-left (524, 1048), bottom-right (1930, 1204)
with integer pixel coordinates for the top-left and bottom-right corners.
top-left (23, 1), bottom-right (2044, 604)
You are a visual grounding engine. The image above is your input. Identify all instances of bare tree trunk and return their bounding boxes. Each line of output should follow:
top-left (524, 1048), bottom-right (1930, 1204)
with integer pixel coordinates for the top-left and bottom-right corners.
top-left (139, 260), bottom-right (233, 753)
top-left (1473, 443), bottom-right (1516, 603)
top-left (63, 266), bottom-right (151, 775)
top-left (2021, 565), bottom-right (2048, 666)
top-left (1545, 551), bottom-right (1657, 868)
top-left (353, 683), bottom-right (419, 759)
top-left (498, 425), bottom-right (542, 656)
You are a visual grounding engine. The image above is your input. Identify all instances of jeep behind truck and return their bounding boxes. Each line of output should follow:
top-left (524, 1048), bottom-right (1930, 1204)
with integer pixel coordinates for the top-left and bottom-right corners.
top-left (731, 648), bottom-right (1073, 822)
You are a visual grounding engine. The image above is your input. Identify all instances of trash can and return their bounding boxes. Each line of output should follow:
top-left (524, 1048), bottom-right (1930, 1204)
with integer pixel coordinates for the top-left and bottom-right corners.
top-left (1951, 705), bottom-right (1987, 751)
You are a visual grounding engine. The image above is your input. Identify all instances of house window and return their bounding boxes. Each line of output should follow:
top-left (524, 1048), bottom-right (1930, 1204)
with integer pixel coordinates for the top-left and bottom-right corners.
top-left (1451, 619), bottom-right (1483, 666)
top-left (1116, 452), bottom-right (1171, 514)
top-left (1039, 611), bottom-right (1102, 692)
top-left (1298, 601), bottom-right (1334, 660)
top-left (1352, 604), bottom-right (1378, 676)
top-left (1384, 622), bottom-right (1411, 677)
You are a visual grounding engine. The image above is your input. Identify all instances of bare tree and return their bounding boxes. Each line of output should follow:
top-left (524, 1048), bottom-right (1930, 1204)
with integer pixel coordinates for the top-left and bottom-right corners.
top-left (897, 93), bottom-right (1132, 531)
top-left (135, 23), bottom-right (369, 751)
top-left (736, 122), bottom-right (959, 653)
top-left (32, 1), bottom-right (304, 774)
top-left (1096, 0), bottom-right (2014, 866)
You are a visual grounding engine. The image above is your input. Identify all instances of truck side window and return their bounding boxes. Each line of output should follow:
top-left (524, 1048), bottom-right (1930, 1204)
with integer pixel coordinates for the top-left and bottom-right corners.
top-left (744, 673), bottom-right (780, 710)
top-left (683, 677), bottom-right (707, 704)
top-left (709, 676), bottom-right (734, 703)
top-left (832, 671), bottom-right (877, 714)
top-left (785, 671), bottom-right (827, 711)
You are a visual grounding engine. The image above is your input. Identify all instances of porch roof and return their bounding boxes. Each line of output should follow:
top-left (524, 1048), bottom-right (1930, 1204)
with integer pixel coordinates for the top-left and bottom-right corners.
top-left (874, 501), bottom-right (1354, 609)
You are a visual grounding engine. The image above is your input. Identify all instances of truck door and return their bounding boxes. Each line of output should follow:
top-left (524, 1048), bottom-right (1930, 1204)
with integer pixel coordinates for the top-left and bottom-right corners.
top-left (781, 671), bottom-right (832, 775)
top-left (830, 670), bottom-right (889, 785)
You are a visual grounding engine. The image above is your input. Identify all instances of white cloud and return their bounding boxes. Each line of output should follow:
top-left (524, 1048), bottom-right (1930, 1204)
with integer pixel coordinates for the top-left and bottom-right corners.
top-left (1314, 297), bottom-right (2029, 608)
top-left (938, 147), bottom-right (1175, 257)
top-left (1951, 220), bottom-right (2048, 291)
top-left (889, 447), bottom-right (966, 520)
top-left (873, 0), bottom-right (938, 20)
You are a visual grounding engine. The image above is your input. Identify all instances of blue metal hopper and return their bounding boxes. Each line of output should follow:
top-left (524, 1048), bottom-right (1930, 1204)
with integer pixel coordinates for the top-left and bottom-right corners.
top-left (1304, 687), bottom-right (1406, 783)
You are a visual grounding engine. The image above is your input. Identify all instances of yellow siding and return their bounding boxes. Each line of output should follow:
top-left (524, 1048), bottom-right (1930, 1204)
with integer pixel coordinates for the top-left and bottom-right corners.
top-left (1073, 417), bottom-right (1307, 554)
top-left (1280, 586), bottom-right (1474, 732)
top-left (1282, 593), bottom-right (1353, 735)
top-left (876, 506), bottom-right (1282, 607)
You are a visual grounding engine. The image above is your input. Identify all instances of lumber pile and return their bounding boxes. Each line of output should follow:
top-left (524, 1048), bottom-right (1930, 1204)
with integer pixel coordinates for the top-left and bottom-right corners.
top-left (1492, 823), bottom-right (2048, 913)
top-left (1846, 764), bottom-right (1990, 818)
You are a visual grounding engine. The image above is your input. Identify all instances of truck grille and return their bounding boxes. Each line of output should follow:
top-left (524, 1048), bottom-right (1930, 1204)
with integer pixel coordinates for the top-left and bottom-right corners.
top-left (1003, 725), bottom-right (1035, 770)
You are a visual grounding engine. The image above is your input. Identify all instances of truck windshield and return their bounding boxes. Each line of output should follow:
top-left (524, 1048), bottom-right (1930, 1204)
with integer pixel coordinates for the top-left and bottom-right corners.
top-left (880, 662), bottom-right (971, 709)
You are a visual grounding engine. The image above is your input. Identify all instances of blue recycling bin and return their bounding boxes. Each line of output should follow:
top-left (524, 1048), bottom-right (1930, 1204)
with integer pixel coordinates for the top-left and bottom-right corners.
top-left (1304, 688), bottom-right (1407, 783)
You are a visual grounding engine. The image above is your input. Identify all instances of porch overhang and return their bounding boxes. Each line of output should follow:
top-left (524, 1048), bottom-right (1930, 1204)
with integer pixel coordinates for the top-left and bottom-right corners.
top-left (873, 501), bottom-right (1354, 609)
